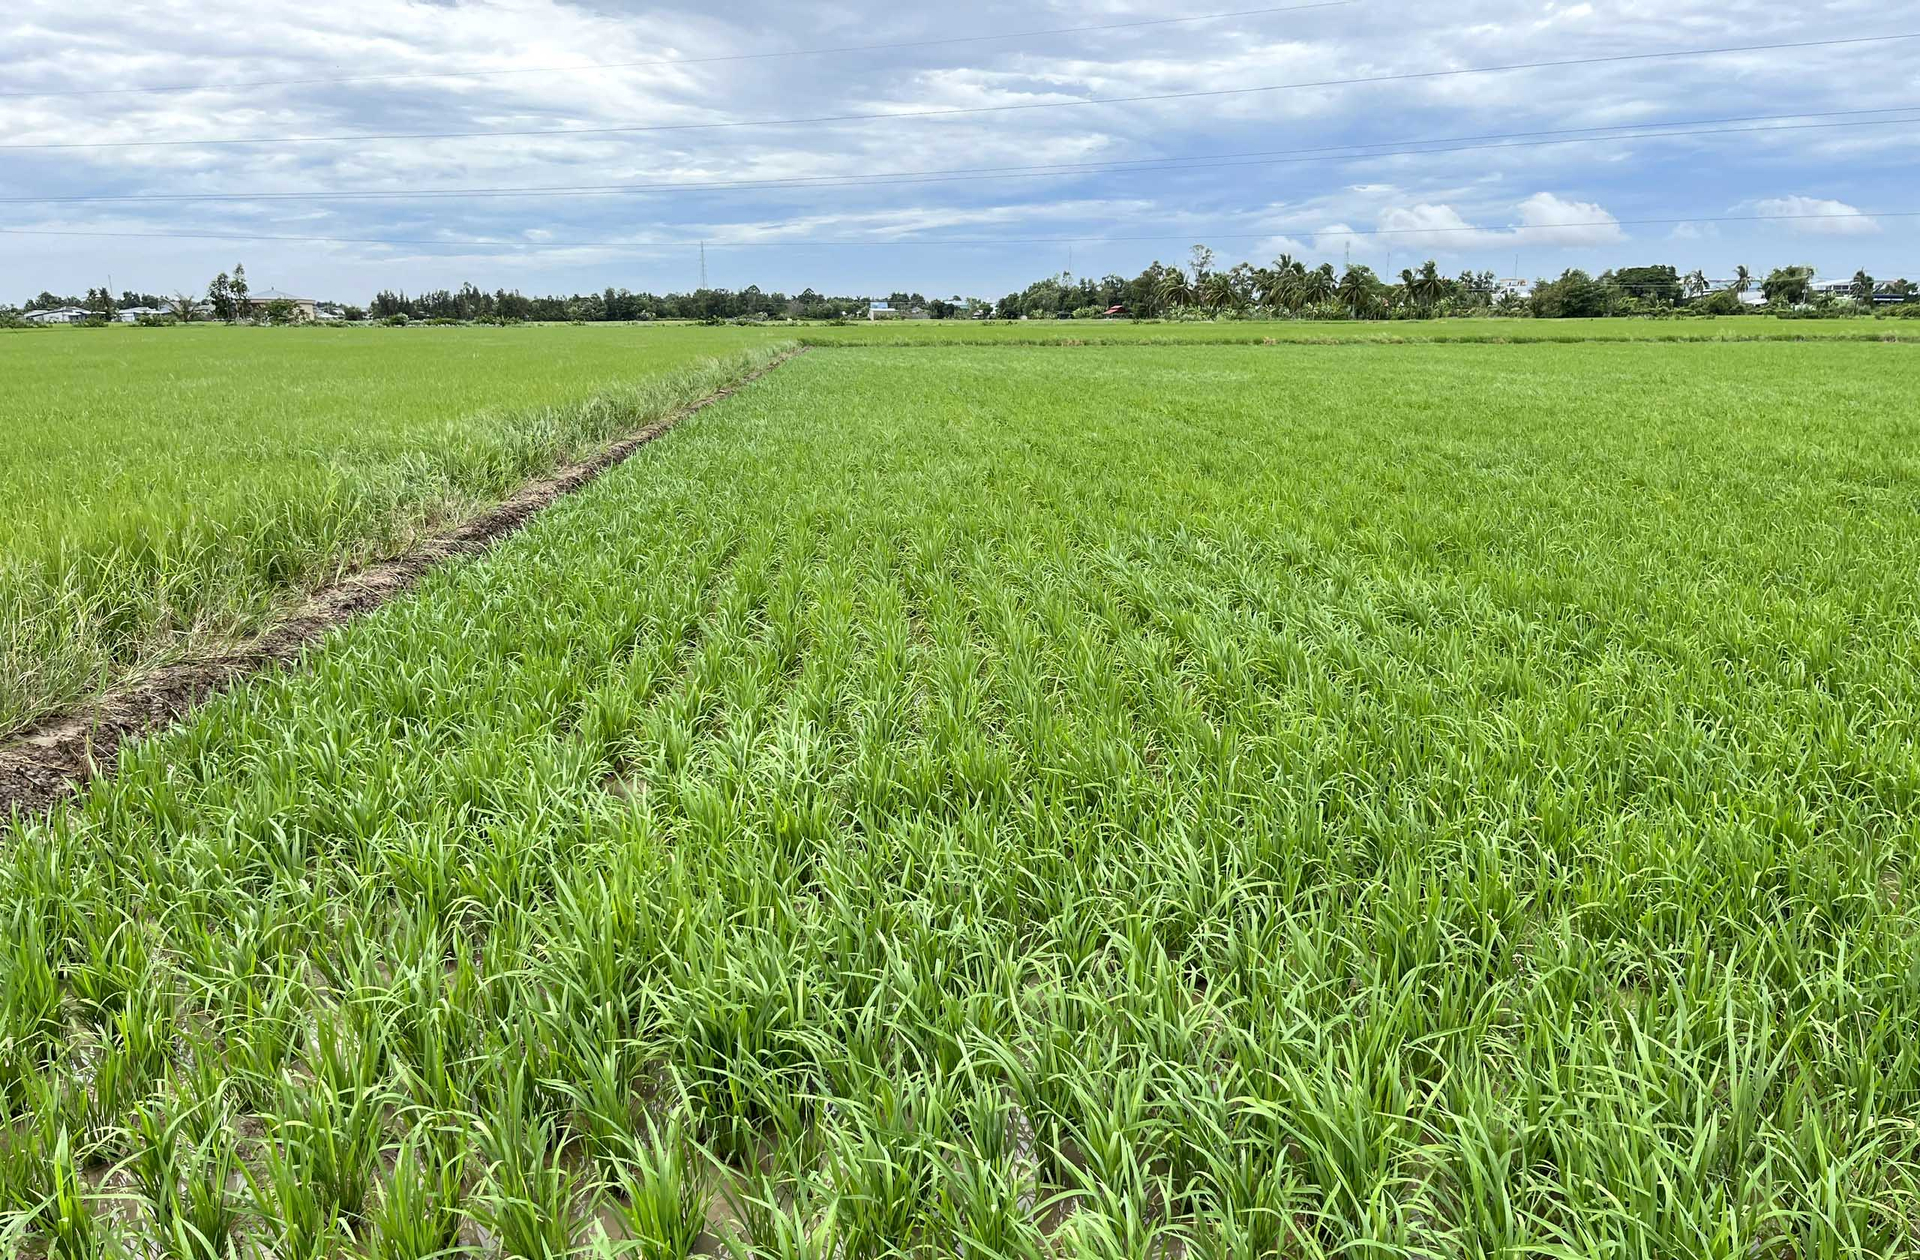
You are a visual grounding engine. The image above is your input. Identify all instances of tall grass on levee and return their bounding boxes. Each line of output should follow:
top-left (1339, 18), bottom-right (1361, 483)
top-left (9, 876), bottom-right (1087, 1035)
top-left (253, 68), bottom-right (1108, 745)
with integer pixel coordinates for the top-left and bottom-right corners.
top-left (0, 324), bottom-right (788, 736)
top-left (3, 341), bottom-right (1919, 1254)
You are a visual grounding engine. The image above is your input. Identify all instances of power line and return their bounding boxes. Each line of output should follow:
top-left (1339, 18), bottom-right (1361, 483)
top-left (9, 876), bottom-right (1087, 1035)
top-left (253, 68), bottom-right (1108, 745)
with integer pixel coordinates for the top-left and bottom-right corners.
top-left (2, 107), bottom-right (1911, 206)
top-left (0, 3), bottom-right (1355, 100)
top-left (0, 210), bottom-right (1911, 252)
top-left (4, 32), bottom-right (1913, 152)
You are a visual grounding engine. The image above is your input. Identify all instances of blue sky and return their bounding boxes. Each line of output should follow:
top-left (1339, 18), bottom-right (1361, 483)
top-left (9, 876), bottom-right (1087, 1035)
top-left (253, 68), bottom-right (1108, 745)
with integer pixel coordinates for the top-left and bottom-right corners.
top-left (1, 0), bottom-right (1914, 303)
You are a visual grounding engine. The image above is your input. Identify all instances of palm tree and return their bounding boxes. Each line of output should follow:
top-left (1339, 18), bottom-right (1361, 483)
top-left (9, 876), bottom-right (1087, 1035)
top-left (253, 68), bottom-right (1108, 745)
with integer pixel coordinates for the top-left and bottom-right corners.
top-left (1200, 271), bottom-right (1242, 314)
top-left (1732, 265), bottom-right (1752, 295)
top-left (1683, 270), bottom-right (1709, 300)
top-left (1337, 265), bottom-right (1376, 319)
top-left (1414, 260), bottom-right (1445, 311)
top-left (1395, 261), bottom-right (1444, 315)
top-left (1265, 255), bottom-right (1308, 313)
top-left (169, 292), bottom-right (199, 322)
top-left (1851, 270), bottom-right (1875, 303)
top-left (1156, 269), bottom-right (1194, 312)
top-left (1300, 264), bottom-right (1336, 310)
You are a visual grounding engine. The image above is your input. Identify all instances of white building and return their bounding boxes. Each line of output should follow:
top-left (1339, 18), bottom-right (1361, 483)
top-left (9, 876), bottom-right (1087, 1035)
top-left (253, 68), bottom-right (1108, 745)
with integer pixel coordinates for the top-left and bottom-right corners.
top-left (25, 307), bottom-right (88, 324)
top-left (115, 306), bottom-right (170, 322)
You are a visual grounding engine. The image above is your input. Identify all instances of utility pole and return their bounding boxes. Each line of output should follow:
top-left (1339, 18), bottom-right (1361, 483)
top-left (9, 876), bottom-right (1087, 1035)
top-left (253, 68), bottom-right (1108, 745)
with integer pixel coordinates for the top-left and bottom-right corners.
top-left (699, 242), bottom-right (707, 291)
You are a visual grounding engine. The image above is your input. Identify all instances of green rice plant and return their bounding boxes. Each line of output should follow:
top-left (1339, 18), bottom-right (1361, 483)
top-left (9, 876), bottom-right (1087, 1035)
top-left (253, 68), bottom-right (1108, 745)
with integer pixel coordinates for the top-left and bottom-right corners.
top-left (1, 910), bottom-right (62, 1105)
top-left (37, 1128), bottom-right (117, 1259)
top-left (241, 1129), bottom-right (341, 1260)
top-left (167, 1129), bottom-right (243, 1260)
top-left (604, 1122), bottom-right (709, 1260)
top-left (266, 1065), bottom-right (386, 1228)
top-left (473, 1068), bottom-right (590, 1260)
top-left (0, 1120), bottom-right (49, 1220)
top-left (364, 1129), bottom-right (470, 1260)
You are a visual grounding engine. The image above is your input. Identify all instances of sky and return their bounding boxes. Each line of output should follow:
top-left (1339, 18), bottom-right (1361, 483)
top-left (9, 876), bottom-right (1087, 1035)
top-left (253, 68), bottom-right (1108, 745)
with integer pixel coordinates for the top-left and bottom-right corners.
top-left (2, 0), bottom-right (1915, 304)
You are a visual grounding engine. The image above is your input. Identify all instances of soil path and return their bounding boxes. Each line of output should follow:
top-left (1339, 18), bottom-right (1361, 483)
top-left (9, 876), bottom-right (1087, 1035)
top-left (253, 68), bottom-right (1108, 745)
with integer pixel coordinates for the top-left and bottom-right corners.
top-left (0, 347), bottom-right (806, 819)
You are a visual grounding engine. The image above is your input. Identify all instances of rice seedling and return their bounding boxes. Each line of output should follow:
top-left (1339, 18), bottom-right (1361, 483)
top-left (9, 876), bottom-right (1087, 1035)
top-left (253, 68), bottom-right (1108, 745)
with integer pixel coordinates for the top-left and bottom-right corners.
top-left (4, 339), bottom-right (1918, 1251)
top-left (604, 1122), bottom-right (709, 1260)
top-left (364, 1128), bottom-right (470, 1260)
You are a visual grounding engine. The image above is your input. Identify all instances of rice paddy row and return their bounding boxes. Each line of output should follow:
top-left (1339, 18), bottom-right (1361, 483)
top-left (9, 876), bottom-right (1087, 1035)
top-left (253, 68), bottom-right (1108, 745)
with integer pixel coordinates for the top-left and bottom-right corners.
top-left (4, 340), bottom-right (1918, 1255)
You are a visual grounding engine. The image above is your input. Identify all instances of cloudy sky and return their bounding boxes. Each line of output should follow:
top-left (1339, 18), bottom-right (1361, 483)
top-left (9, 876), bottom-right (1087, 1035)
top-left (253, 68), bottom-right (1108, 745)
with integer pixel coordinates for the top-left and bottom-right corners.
top-left (2, 0), bottom-right (1914, 303)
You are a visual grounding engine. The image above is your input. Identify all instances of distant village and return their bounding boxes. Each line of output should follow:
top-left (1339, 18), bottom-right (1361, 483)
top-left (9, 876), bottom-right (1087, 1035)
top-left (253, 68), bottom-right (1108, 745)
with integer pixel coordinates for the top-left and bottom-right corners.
top-left (17, 289), bottom-right (325, 325)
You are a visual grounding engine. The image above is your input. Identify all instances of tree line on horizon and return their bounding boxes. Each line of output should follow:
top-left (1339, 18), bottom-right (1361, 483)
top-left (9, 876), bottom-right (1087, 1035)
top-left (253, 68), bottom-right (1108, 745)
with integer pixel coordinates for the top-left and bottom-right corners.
top-left (354, 257), bottom-right (1919, 325)
top-left (11, 252), bottom-right (1917, 326)
top-left (996, 249), bottom-right (1917, 321)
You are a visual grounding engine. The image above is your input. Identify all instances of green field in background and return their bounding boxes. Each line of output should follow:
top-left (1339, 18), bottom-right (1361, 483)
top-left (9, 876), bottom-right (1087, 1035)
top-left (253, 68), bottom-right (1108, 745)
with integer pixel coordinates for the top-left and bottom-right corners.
top-left (0, 323), bottom-right (788, 734)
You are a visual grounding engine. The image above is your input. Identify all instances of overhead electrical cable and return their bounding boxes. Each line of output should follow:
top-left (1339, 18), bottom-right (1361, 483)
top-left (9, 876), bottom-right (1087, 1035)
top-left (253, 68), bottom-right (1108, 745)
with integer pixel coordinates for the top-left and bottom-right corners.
top-left (2, 32), bottom-right (1913, 151)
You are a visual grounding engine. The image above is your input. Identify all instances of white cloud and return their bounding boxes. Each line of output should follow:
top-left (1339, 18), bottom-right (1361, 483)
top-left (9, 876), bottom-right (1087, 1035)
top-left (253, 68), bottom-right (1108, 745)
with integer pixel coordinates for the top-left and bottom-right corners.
top-left (1375, 202), bottom-right (1497, 249)
top-left (1512, 193), bottom-right (1623, 246)
top-left (1311, 223), bottom-right (1362, 252)
top-left (1750, 196), bottom-right (1880, 235)
top-left (0, 0), bottom-right (1911, 297)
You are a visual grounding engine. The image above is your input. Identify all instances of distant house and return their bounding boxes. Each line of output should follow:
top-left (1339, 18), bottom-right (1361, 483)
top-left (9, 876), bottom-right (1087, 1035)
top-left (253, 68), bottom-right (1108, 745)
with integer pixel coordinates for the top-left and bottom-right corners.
top-left (1492, 278), bottom-right (1534, 303)
top-left (1104, 305), bottom-right (1128, 318)
top-left (115, 306), bottom-right (170, 323)
top-left (25, 307), bottom-right (88, 324)
top-left (242, 288), bottom-right (318, 321)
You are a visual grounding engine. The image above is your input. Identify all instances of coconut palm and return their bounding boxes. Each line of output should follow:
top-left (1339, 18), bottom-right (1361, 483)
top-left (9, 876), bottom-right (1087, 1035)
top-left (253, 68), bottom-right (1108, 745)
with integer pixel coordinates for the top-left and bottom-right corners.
top-left (1393, 261), bottom-right (1444, 316)
top-left (1300, 264), bottom-right (1337, 309)
top-left (1851, 270), bottom-right (1875, 302)
top-left (1264, 255), bottom-right (1308, 313)
top-left (1156, 269), bottom-right (1194, 312)
top-left (1337, 265), bottom-right (1377, 319)
top-left (1683, 270), bottom-right (1709, 300)
top-left (1732, 265), bottom-right (1752, 295)
top-left (1415, 260), bottom-right (1445, 309)
top-left (1200, 271), bottom-right (1241, 313)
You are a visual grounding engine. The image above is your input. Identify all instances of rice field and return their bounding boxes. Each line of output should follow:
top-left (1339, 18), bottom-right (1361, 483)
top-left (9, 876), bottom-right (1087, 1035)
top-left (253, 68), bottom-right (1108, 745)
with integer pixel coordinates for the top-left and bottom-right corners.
top-left (4, 337), bottom-right (1918, 1255)
top-left (799, 313), bottom-right (1910, 347)
top-left (0, 324), bottom-right (786, 736)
